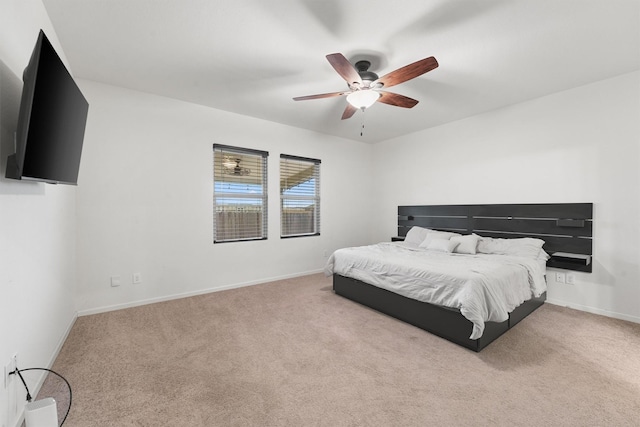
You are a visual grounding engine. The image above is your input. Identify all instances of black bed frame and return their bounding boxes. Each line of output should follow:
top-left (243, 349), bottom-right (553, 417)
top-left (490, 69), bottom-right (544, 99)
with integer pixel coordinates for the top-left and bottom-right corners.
top-left (333, 203), bottom-right (593, 352)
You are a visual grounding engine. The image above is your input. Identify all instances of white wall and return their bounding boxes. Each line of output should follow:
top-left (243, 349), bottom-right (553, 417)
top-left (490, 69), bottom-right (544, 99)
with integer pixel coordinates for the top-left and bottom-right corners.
top-left (75, 81), bottom-right (373, 313)
top-left (0, 1), bottom-right (78, 426)
top-left (372, 71), bottom-right (640, 322)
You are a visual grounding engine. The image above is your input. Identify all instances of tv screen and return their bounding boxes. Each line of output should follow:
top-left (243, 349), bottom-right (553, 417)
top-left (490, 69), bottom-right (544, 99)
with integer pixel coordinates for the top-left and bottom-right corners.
top-left (5, 30), bottom-right (89, 185)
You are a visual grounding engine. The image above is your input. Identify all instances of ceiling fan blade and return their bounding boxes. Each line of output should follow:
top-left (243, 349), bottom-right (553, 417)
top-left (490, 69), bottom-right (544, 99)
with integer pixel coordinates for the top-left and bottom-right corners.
top-left (373, 56), bottom-right (438, 89)
top-left (293, 91), bottom-right (348, 101)
top-left (326, 53), bottom-right (363, 88)
top-left (341, 103), bottom-right (358, 120)
top-left (377, 91), bottom-right (419, 108)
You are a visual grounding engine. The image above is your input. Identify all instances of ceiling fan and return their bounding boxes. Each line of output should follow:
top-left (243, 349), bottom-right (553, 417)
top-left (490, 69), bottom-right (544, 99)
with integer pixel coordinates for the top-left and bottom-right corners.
top-left (222, 157), bottom-right (251, 176)
top-left (293, 53), bottom-right (438, 120)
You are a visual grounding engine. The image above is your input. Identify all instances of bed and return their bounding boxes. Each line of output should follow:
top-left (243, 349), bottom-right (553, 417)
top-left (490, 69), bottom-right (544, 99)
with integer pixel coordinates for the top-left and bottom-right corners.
top-left (327, 203), bottom-right (593, 351)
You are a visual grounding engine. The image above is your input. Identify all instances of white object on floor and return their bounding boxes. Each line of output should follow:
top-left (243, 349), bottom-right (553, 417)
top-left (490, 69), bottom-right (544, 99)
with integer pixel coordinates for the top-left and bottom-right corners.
top-left (24, 398), bottom-right (58, 427)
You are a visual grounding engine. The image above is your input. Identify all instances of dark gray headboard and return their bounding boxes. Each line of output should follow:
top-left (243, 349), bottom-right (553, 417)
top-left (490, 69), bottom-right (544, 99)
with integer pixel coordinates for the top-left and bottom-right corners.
top-left (398, 203), bottom-right (593, 272)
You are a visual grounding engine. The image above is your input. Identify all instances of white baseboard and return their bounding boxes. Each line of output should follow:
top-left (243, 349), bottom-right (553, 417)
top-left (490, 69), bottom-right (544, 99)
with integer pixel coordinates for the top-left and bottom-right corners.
top-left (546, 298), bottom-right (640, 324)
top-left (78, 275), bottom-right (640, 324)
top-left (46, 312), bottom-right (78, 370)
top-left (78, 269), bottom-right (325, 317)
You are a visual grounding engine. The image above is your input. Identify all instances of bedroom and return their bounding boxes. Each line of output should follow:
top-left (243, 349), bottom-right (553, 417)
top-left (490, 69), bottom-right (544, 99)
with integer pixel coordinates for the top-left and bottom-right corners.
top-left (0, 0), bottom-right (638, 426)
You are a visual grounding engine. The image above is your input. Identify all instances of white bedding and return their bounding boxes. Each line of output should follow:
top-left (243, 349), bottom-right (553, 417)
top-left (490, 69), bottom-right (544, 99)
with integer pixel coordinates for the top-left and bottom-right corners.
top-left (324, 242), bottom-right (547, 339)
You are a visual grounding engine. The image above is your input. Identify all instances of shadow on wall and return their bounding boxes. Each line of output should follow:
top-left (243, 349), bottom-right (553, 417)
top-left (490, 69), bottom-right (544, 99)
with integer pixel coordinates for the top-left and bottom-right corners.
top-left (0, 58), bottom-right (43, 195)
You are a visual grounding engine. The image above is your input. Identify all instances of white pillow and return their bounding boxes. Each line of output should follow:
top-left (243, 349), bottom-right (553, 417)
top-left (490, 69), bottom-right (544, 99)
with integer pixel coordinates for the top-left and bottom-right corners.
top-left (424, 238), bottom-right (460, 253)
top-left (419, 231), bottom-right (461, 248)
top-left (476, 235), bottom-right (545, 259)
top-left (404, 226), bottom-right (431, 246)
top-left (451, 234), bottom-right (480, 255)
top-left (537, 249), bottom-right (551, 261)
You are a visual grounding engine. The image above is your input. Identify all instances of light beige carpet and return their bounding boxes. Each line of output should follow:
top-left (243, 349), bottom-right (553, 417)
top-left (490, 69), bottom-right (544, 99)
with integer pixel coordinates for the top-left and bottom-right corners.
top-left (37, 273), bottom-right (640, 426)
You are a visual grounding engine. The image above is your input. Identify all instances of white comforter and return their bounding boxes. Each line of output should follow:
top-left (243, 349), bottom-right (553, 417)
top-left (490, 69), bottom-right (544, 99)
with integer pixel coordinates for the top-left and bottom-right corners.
top-left (324, 242), bottom-right (547, 339)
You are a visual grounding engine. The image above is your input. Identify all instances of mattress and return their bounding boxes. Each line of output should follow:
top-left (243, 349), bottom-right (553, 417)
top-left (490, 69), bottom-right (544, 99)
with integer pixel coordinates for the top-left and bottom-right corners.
top-left (325, 242), bottom-right (547, 339)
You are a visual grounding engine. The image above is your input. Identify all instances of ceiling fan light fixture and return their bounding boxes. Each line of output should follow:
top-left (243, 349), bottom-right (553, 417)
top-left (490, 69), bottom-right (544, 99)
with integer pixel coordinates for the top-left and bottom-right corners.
top-left (346, 89), bottom-right (380, 109)
top-left (222, 157), bottom-right (237, 169)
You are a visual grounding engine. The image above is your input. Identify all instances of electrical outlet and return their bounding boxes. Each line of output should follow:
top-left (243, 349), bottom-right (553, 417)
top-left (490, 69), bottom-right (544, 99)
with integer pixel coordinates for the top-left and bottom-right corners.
top-left (132, 272), bottom-right (142, 284)
top-left (566, 274), bottom-right (575, 285)
top-left (3, 361), bottom-right (12, 389)
top-left (4, 354), bottom-right (16, 389)
top-left (110, 275), bottom-right (121, 287)
top-left (555, 272), bottom-right (566, 283)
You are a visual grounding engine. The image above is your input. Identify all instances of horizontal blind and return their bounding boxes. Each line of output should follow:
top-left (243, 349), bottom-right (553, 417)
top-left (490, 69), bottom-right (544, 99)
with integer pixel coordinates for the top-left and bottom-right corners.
top-left (213, 145), bottom-right (268, 242)
top-left (280, 154), bottom-right (320, 238)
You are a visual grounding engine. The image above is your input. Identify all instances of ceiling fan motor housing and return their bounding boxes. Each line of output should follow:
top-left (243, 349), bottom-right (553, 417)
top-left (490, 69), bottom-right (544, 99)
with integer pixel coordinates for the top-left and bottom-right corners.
top-left (354, 60), bottom-right (379, 85)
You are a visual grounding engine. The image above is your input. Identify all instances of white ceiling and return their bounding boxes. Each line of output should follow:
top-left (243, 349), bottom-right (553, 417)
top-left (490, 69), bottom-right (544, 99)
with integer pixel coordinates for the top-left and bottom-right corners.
top-left (41, 0), bottom-right (639, 143)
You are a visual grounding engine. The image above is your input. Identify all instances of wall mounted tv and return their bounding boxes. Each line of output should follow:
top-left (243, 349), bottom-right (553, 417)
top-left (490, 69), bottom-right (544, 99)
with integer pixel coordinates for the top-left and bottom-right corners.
top-left (5, 30), bottom-right (89, 185)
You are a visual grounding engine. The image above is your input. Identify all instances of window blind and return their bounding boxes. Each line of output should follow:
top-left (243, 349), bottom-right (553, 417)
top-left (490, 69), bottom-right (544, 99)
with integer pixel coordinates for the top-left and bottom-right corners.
top-left (280, 154), bottom-right (320, 238)
top-left (213, 144), bottom-right (268, 243)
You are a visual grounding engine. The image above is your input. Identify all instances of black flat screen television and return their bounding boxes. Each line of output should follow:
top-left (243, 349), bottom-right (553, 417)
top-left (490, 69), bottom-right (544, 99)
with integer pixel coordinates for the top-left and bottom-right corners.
top-left (5, 30), bottom-right (89, 185)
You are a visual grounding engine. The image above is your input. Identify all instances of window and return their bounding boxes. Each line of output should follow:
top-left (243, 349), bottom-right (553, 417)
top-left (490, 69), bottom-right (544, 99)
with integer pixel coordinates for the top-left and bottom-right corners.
top-left (280, 154), bottom-right (320, 238)
top-left (213, 144), bottom-right (268, 243)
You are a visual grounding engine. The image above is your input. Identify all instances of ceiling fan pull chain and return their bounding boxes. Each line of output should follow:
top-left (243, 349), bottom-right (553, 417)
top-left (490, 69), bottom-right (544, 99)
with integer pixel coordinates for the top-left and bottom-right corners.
top-left (360, 108), bottom-right (366, 137)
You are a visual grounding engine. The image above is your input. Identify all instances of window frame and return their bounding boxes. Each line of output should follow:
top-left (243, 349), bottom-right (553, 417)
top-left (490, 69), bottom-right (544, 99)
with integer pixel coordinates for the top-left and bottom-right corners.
top-left (213, 144), bottom-right (269, 243)
top-left (279, 154), bottom-right (321, 239)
